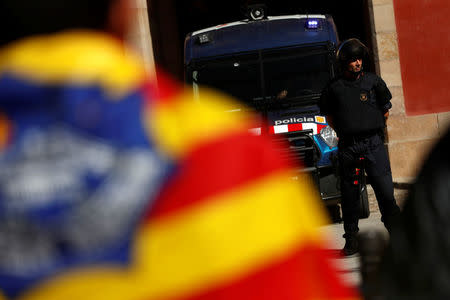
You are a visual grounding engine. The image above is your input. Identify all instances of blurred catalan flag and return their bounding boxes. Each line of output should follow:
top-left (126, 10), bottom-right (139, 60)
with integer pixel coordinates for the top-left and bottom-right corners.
top-left (0, 32), bottom-right (359, 300)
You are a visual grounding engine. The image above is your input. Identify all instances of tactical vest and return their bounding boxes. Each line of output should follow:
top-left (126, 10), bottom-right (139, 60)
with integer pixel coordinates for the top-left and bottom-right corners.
top-left (330, 73), bottom-right (385, 135)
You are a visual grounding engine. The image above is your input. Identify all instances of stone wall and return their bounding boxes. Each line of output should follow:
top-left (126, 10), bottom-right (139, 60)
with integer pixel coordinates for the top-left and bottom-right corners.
top-left (369, 0), bottom-right (450, 183)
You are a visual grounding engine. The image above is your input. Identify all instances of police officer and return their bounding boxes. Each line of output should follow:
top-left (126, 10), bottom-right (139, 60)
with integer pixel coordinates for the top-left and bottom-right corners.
top-left (319, 38), bottom-right (400, 256)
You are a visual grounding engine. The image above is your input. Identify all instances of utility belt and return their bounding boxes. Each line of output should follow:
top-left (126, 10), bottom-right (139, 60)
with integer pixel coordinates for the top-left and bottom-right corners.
top-left (339, 129), bottom-right (383, 146)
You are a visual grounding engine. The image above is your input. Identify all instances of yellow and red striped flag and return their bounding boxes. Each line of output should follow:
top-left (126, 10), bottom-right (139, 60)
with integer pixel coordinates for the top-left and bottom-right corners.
top-left (0, 32), bottom-right (359, 300)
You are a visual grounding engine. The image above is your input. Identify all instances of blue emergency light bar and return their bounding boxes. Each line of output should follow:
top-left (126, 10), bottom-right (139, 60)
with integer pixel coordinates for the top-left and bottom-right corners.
top-left (306, 19), bottom-right (320, 29)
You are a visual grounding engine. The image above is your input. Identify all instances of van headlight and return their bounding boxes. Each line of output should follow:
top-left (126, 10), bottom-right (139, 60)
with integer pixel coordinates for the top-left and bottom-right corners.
top-left (319, 126), bottom-right (338, 148)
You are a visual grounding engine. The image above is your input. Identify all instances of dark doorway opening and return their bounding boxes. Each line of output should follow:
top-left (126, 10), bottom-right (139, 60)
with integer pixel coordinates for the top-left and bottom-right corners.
top-left (148, 0), bottom-right (374, 81)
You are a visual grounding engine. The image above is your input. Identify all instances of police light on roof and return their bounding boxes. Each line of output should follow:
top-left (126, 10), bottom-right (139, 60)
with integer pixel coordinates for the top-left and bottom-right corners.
top-left (306, 19), bottom-right (320, 29)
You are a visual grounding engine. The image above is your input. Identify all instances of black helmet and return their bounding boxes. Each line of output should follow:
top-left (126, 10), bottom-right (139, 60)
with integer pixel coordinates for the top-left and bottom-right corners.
top-left (336, 38), bottom-right (369, 65)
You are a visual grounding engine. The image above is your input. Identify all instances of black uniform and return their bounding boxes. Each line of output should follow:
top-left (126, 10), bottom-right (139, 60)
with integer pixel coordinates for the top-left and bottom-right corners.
top-left (320, 72), bottom-right (400, 235)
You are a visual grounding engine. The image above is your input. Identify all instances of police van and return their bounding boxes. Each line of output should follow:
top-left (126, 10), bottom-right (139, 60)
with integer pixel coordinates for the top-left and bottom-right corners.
top-left (184, 7), bottom-right (369, 220)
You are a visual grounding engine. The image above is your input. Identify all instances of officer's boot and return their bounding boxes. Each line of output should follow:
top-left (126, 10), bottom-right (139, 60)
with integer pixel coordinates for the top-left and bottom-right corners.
top-left (341, 232), bottom-right (359, 256)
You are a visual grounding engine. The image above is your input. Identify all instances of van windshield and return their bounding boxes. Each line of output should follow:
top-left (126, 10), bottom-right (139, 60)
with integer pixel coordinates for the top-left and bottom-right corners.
top-left (190, 52), bottom-right (262, 108)
top-left (189, 45), bottom-right (332, 110)
top-left (263, 46), bottom-right (331, 100)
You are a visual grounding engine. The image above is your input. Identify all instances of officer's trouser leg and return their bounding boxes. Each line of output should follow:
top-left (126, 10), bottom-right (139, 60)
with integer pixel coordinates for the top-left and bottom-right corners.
top-left (364, 141), bottom-right (401, 231)
top-left (338, 148), bottom-right (360, 235)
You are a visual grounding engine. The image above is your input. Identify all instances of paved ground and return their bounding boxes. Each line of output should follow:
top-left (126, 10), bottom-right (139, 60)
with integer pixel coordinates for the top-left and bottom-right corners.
top-left (319, 186), bottom-right (409, 288)
top-left (319, 211), bottom-right (386, 287)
